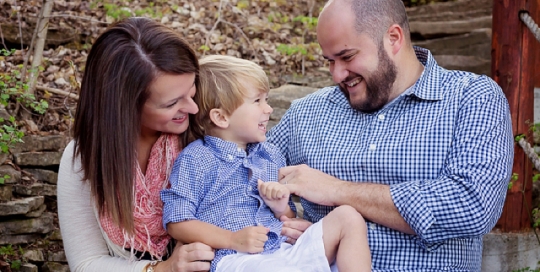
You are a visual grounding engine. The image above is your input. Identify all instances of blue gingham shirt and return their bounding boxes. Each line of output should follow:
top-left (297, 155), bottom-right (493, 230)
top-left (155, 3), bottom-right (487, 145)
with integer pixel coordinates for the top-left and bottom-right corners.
top-left (267, 47), bottom-right (514, 271)
top-left (161, 136), bottom-right (290, 272)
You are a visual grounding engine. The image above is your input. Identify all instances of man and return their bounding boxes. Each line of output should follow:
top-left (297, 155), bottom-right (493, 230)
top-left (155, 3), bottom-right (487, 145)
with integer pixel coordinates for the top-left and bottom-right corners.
top-left (268, 0), bottom-right (514, 270)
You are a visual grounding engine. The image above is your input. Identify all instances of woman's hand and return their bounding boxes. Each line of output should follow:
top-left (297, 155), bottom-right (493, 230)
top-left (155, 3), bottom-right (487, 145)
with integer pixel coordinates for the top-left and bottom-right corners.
top-left (156, 242), bottom-right (214, 272)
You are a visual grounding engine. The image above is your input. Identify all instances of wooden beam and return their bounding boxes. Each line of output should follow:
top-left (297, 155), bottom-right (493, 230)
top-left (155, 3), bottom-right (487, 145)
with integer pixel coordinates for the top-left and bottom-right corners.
top-left (492, 0), bottom-right (538, 232)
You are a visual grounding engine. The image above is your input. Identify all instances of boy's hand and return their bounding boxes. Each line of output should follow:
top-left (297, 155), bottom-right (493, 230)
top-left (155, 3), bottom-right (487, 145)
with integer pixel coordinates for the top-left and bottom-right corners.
top-left (230, 226), bottom-right (269, 253)
top-left (257, 179), bottom-right (290, 214)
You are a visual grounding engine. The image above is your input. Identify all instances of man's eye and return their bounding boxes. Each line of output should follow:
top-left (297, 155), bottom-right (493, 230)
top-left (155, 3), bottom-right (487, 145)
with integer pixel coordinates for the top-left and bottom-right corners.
top-left (343, 55), bottom-right (353, 61)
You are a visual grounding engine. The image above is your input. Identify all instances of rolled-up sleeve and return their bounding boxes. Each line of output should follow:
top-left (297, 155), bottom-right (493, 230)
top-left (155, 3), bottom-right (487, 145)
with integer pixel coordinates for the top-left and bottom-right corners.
top-left (391, 82), bottom-right (514, 245)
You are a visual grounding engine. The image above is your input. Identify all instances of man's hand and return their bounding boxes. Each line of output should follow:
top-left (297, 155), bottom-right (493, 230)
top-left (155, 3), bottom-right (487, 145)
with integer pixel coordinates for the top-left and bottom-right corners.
top-left (230, 226), bottom-right (269, 254)
top-left (279, 164), bottom-right (344, 206)
top-left (279, 215), bottom-right (312, 244)
top-left (258, 179), bottom-right (290, 215)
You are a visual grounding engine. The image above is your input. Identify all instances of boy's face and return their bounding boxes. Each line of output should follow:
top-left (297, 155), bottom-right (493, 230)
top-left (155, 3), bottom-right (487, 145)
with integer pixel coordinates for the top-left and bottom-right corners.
top-left (224, 80), bottom-right (273, 149)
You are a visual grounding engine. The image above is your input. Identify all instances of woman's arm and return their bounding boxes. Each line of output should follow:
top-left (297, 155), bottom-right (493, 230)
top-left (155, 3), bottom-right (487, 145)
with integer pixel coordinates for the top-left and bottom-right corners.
top-left (59, 142), bottom-right (214, 272)
top-left (58, 141), bottom-right (149, 272)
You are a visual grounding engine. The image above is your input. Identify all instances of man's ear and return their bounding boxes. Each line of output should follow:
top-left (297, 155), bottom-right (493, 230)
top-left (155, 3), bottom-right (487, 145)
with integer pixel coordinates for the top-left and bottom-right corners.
top-left (386, 24), bottom-right (404, 55)
top-left (209, 108), bottom-right (229, 129)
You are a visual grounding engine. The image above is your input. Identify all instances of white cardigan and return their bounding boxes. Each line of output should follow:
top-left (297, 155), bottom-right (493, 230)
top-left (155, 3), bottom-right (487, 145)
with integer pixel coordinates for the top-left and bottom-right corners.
top-left (57, 141), bottom-right (151, 272)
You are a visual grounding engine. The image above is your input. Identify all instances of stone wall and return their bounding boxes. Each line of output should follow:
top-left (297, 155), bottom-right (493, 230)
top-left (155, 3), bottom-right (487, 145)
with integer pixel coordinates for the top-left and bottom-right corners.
top-left (0, 135), bottom-right (70, 272)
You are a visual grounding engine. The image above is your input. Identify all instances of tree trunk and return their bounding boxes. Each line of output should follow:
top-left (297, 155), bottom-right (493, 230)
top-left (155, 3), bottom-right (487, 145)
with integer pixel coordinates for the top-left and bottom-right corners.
top-left (27, 0), bottom-right (54, 95)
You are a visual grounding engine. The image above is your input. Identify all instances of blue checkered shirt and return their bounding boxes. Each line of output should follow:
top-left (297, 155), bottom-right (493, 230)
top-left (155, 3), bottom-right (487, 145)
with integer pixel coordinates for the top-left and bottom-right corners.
top-left (161, 136), bottom-right (290, 272)
top-left (267, 47), bottom-right (514, 271)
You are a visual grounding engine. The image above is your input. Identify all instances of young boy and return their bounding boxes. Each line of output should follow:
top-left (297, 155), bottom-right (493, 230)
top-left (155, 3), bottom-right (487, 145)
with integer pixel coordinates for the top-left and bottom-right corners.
top-left (161, 55), bottom-right (371, 272)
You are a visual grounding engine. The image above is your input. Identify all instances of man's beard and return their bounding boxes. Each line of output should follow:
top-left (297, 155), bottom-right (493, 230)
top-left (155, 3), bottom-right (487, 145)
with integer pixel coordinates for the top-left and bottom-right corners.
top-left (339, 46), bottom-right (397, 113)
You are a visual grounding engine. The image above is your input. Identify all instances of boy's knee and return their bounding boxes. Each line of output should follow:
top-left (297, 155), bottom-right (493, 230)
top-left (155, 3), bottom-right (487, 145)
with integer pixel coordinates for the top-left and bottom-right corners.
top-left (329, 205), bottom-right (365, 224)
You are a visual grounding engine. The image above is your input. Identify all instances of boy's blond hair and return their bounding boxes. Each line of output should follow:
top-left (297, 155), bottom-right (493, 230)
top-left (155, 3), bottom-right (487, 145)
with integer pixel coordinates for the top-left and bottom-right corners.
top-left (191, 55), bottom-right (270, 140)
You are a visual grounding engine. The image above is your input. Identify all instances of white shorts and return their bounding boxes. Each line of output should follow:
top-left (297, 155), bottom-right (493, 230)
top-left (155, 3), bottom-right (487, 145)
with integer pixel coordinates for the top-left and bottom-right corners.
top-left (216, 219), bottom-right (338, 272)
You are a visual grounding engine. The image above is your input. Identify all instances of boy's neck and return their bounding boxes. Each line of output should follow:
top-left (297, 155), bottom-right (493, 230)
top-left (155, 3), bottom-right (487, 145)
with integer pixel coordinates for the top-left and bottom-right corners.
top-left (207, 129), bottom-right (247, 150)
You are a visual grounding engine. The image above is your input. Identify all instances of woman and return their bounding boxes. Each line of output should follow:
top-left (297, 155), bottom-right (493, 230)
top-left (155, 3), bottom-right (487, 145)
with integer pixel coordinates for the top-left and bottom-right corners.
top-left (57, 17), bottom-right (214, 272)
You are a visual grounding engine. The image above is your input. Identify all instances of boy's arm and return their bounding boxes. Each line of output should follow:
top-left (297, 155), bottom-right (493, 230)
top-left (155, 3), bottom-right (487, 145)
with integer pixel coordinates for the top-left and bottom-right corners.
top-left (257, 180), bottom-right (295, 218)
top-left (167, 220), bottom-right (270, 254)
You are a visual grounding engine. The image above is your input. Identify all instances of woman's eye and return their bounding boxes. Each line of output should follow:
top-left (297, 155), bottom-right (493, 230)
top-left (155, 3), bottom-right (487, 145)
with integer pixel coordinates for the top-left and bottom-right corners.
top-left (165, 102), bottom-right (177, 108)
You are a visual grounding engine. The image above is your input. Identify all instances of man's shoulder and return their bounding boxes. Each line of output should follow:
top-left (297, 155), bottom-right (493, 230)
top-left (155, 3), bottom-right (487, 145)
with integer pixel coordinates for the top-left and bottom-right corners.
top-left (435, 68), bottom-right (504, 102)
top-left (289, 86), bottom-right (337, 110)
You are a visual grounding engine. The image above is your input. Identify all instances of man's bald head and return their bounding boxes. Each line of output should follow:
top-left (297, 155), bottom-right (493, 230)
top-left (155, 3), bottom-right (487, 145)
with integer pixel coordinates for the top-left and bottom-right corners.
top-left (320, 0), bottom-right (410, 45)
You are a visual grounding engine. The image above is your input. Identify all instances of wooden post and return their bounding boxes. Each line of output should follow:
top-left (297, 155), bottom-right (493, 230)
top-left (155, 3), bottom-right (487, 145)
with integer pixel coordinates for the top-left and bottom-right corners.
top-left (492, 0), bottom-right (538, 232)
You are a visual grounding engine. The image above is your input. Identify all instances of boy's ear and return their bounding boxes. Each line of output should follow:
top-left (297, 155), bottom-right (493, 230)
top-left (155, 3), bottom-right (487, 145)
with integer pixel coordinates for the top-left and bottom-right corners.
top-left (209, 108), bottom-right (229, 129)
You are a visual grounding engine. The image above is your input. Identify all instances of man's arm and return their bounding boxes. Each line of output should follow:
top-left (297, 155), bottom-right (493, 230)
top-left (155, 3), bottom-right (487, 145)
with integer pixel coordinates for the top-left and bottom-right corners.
top-left (279, 78), bottom-right (513, 243)
top-left (279, 165), bottom-right (415, 234)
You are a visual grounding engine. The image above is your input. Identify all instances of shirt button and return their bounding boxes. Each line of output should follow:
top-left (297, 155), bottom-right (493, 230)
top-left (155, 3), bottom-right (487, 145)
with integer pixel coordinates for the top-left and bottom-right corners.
top-left (369, 144), bottom-right (376, 150)
top-left (237, 147), bottom-right (242, 152)
top-left (228, 154), bottom-right (234, 160)
top-left (378, 114), bottom-right (385, 121)
top-left (370, 223), bottom-right (376, 230)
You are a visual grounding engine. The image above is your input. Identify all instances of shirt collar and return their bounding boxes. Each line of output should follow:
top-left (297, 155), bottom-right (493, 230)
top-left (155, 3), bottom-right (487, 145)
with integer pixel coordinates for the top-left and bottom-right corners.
top-left (327, 46), bottom-right (443, 109)
top-left (409, 46), bottom-right (444, 101)
top-left (203, 135), bottom-right (265, 161)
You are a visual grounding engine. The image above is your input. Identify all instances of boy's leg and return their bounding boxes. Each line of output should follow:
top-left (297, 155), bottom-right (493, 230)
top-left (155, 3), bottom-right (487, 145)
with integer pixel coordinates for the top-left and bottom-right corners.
top-left (322, 205), bottom-right (371, 272)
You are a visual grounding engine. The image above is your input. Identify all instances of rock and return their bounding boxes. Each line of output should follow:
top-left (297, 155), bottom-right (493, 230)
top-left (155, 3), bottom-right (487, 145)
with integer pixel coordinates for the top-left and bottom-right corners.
top-left (0, 165), bottom-right (21, 184)
top-left (0, 105), bottom-right (10, 121)
top-left (12, 152), bottom-right (62, 167)
top-left (413, 28), bottom-right (492, 59)
top-left (13, 183), bottom-right (57, 197)
top-left (0, 21), bottom-right (78, 47)
top-left (0, 153), bottom-right (9, 165)
top-left (19, 263), bottom-right (38, 272)
top-left (0, 234), bottom-right (42, 245)
top-left (269, 84), bottom-right (319, 110)
top-left (23, 168), bottom-right (59, 184)
top-left (433, 55), bottom-right (491, 76)
top-left (409, 16), bottom-right (492, 39)
top-left (11, 135), bottom-right (69, 153)
top-left (25, 204), bottom-right (47, 218)
top-left (48, 229), bottom-right (62, 241)
top-left (41, 262), bottom-right (70, 272)
top-left (0, 185), bottom-right (12, 201)
top-left (0, 196), bottom-right (44, 216)
top-left (407, 0), bottom-right (492, 22)
top-left (47, 251), bottom-right (66, 262)
top-left (0, 212), bottom-right (55, 235)
top-left (23, 249), bottom-right (45, 262)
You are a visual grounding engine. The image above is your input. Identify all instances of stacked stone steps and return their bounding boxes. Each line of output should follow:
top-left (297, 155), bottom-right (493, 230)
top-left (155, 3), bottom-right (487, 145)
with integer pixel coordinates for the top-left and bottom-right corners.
top-left (0, 135), bottom-right (69, 272)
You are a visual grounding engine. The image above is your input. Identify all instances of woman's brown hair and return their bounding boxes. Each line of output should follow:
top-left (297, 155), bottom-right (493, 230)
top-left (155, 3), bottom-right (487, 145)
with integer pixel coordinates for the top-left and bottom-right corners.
top-left (73, 17), bottom-right (199, 234)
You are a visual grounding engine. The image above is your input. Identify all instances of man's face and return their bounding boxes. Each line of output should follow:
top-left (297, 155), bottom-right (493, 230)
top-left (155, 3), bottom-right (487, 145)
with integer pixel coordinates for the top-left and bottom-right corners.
top-left (337, 45), bottom-right (397, 113)
top-left (317, 6), bottom-right (397, 113)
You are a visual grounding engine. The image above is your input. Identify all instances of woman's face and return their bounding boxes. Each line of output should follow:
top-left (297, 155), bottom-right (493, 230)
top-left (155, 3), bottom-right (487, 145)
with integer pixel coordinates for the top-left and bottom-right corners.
top-left (140, 73), bottom-right (198, 138)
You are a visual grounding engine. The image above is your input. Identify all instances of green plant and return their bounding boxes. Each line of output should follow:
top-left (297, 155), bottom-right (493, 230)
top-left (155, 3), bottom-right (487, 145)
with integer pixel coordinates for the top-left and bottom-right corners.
top-left (0, 48), bottom-right (49, 157)
top-left (277, 43), bottom-right (308, 56)
top-left (509, 172), bottom-right (519, 189)
top-left (0, 244), bottom-right (24, 270)
top-left (293, 15), bottom-right (318, 30)
top-left (513, 265), bottom-right (540, 272)
top-left (103, 3), bottom-right (132, 20)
